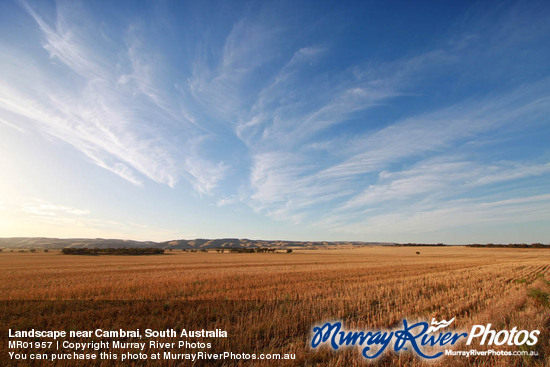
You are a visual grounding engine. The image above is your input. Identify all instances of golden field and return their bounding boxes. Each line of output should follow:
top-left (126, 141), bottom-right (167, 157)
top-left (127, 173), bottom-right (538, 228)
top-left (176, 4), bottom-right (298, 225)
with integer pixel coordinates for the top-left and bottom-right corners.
top-left (1, 246), bottom-right (549, 366)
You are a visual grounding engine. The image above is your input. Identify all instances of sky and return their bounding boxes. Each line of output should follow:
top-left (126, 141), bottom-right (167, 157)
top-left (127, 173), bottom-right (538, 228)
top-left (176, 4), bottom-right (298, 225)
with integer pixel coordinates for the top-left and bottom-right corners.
top-left (0, 0), bottom-right (549, 243)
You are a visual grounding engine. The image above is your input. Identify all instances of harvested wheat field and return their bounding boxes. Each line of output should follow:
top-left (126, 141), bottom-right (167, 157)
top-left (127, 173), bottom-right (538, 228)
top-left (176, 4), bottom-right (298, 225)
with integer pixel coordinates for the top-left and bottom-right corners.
top-left (1, 246), bottom-right (549, 366)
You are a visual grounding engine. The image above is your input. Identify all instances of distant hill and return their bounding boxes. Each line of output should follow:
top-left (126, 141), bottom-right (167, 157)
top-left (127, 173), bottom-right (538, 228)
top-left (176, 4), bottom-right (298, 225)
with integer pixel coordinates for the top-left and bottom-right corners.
top-left (0, 237), bottom-right (393, 249)
top-left (1, 238), bottom-right (548, 250)
top-left (0, 237), bottom-right (159, 249)
top-left (160, 238), bottom-right (392, 249)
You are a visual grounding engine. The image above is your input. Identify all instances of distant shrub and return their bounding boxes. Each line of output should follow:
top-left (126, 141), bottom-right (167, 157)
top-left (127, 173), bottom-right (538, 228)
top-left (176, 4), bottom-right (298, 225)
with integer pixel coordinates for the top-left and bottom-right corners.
top-left (215, 248), bottom-right (278, 253)
top-left (396, 243), bottom-right (446, 247)
top-left (229, 248), bottom-right (254, 253)
top-left (255, 248), bottom-right (275, 253)
top-left (286, 249), bottom-right (293, 253)
top-left (468, 243), bottom-right (550, 248)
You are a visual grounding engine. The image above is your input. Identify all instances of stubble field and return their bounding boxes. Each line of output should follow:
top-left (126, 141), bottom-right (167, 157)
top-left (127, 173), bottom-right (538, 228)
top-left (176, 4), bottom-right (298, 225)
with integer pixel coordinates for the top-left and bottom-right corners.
top-left (1, 246), bottom-right (549, 366)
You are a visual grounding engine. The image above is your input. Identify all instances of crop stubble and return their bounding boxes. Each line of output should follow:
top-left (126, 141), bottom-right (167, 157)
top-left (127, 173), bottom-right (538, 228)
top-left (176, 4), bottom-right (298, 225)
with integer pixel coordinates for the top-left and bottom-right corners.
top-left (0, 247), bottom-right (549, 366)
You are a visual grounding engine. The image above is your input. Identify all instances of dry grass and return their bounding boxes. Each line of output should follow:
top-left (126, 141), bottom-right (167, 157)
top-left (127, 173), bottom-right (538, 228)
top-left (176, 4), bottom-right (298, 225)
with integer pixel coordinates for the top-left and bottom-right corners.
top-left (1, 247), bottom-right (549, 366)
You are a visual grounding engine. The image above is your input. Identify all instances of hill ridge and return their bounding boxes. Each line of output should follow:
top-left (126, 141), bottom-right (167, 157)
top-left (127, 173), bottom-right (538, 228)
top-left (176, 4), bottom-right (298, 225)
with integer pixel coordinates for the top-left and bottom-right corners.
top-left (0, 237), bottom-right (392, 249)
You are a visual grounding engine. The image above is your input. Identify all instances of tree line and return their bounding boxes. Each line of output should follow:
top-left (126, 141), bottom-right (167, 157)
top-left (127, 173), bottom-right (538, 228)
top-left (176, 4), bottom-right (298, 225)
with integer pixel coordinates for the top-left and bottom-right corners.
top-left (467, 243), bottom-right (547, 248)
top-left (61, 248), bottom-right (165, 255)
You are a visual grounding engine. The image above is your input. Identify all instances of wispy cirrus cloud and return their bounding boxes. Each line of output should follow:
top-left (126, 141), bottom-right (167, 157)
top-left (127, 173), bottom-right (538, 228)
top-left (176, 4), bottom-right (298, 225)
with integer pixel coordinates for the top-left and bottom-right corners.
top-left (0, 198), bottom-right (185, 241)
top-left (0, 1), bottom-right (226, 193)
top-left (21, 199), bottom-right (90, 217)
top-left (188, 19), bottom-right (281, 121)
top-left (1, 0), bottom-right (549, 242)
top-left (224, 12), bottom-right (550, 236)
top-left (320, 193), bottom-right (550, 242)
top-left (0, 117), bottom-right (25, 133)
top-left (339, 159), bottom-right (550, 210)
top-left (240, 54), bottom-right (550, 224)
top-left (318, 80), bottom-right (550, 180)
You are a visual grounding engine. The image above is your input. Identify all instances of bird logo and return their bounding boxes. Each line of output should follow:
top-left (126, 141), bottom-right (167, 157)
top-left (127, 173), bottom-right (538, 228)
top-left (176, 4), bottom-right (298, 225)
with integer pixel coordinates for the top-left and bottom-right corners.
top-left (426, 317), bottom-right (456, 333)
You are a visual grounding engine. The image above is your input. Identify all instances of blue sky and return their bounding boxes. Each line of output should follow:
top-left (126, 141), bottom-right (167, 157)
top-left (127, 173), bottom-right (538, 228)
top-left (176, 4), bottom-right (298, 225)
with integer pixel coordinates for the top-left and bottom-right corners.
top-left (0, 0), bottom-right (549, 243)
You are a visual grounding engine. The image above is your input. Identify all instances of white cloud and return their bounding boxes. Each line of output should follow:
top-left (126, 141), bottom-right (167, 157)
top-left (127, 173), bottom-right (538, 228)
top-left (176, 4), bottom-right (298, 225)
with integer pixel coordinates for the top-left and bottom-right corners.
top-left (188, 19), bottom-right (281, 121)
top-left (1, 198), bottom-right (185, 241)
top-left (340, 160), bottom-right (550, 210)
top-left (184, 156), bottom-right (228, 196)
top-left (21, 199), bottom-right (90, 217)
top-left (20, 0), bottom-right (109, 80)
top-left (325, 193), bottom-right (550, 240)
top-left (0, 2), bottom-right (228, 193)
top-left (318, 79), bottom-right (550, 180)
top-left (2, 1), bottom-right (549, 243)
top-left (0, 117), bottom-right (25, 133)
top-left (217, 197), bottom-right (238, 207)
top-left (243, 76), bottom-right (550, 229)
